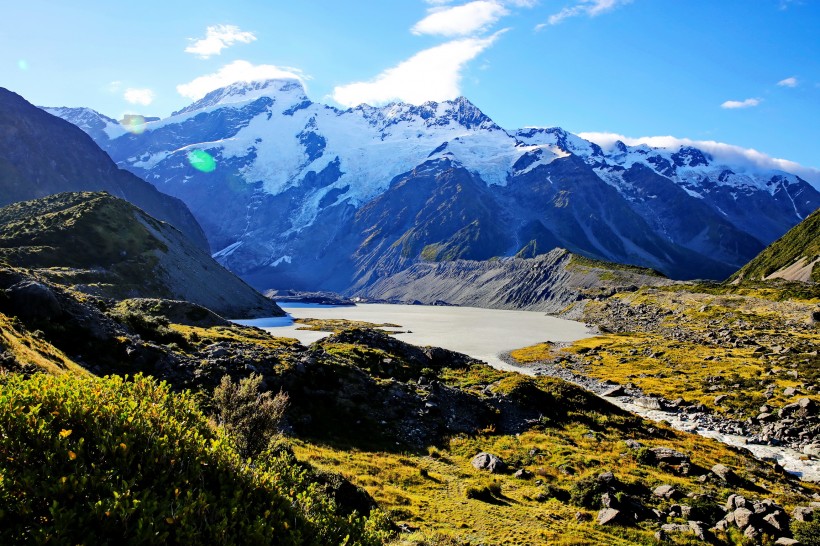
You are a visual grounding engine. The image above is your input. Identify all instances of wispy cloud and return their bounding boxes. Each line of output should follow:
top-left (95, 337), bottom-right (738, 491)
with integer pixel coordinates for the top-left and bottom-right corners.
top-left (332, 33), bottom-right (502, 107)
top-left (123, 88), bottom-right (156, 106)
top-left (412, 1), bottom-right (509, 36)
top-left (185, 25), bottom-right (256, 59)
top-left (579, 132), bottom-right (820, 186)
top-left (777, 76), bottom-right (798, 87)
top-left (538, 0), bottom-right (631, 28)
top-left (720, 97), bottom-right (761, 109)
top-left (177, 60), bottom-right (306, 101)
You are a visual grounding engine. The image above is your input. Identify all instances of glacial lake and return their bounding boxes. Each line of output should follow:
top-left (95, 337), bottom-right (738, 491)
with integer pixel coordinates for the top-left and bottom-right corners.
top-left (237, 302), bottom-right (593, 371)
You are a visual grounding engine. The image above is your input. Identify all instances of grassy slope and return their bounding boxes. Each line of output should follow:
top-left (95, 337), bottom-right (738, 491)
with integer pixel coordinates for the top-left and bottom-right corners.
top-left (729, 207), bottom-right (820, 283)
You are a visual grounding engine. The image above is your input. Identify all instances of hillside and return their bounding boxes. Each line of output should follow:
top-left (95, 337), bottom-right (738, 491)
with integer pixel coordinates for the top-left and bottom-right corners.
top-left (49, 79), bottom-right (820, 291)
top-left (0, 192), bottom-right (282, 318)
top-left (0, 87), bottom-right (208, 251)
top-left (358, 247), bottom-right (671, 316)
top-left (729, 207), bottom-right (820, 283)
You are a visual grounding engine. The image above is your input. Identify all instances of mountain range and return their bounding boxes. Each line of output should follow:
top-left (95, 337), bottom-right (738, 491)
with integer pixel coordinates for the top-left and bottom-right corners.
top-left (47, 79), bottom-right (820, 292)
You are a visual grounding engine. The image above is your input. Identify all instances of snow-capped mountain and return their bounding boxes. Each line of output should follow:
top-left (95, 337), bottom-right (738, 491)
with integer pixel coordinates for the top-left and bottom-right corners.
top-left (47, 79), bottom-right (820, 292)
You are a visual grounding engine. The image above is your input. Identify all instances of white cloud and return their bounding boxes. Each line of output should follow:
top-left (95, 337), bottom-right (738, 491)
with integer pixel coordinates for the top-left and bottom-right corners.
top-left (777, 76), bottom-right (798, 87)
top-left (578, 131), bottom-right (820, 187)
top-left (538, 0), bottom-right (630, 28)
top-left (332, 34), bottom-right (501, 107)
top-left (720, 97), bottom-right (761, 109)
top-left (412, 1), bottom-right (508, 36)
top-left (177, 60), bottom-right (307, 101)
top-left (123, 88), bottom-right (156, 106)
top-left (185, 24), bottom-right (256, 59)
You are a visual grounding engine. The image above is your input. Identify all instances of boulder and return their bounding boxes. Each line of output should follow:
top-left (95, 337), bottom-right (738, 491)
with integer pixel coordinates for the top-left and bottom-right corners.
top-left (774, 538), bottom-right (800, 546)
top-left (650, 447), bottom-right (690, 465)
top-left (793, 506), bottom-right (815, 522)
top-left (653, 485), bottom-right (678, 499)
top-left (596, 508), bottom-right (622, 526)
top-left (688, 521), bottom-right (707, 541)
top-left (471, 452), bottom-right (506, 474)
top-left (711, 463), bottom-right (737, 482)
top-left (734, 507), bottom-right (755, 529)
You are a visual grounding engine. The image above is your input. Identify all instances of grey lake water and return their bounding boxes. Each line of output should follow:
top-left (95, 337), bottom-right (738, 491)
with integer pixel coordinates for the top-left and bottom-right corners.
top-left (236, 303), bottom-right (820, 482)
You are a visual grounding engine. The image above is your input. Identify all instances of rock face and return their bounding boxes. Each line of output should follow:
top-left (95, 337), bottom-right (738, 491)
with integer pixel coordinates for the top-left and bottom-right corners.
top-left (0, 192), bottom-right (282, 318)
top-left (47, 79), bottom-right (820, 293)
top-left (0, 87), bottom-right (208, 251)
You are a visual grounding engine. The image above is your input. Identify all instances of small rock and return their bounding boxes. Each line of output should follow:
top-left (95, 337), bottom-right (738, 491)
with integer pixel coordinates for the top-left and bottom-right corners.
top-left (714, 394), bottom-right (729, 405)
top-left (792, 506), bottom-right (815, 522)
top-left (625, 439), bottom-right (642, 449)
top-left (513, 469), bottom-right (534, 480)
top-left (774, 538), bottom-right (800, 546)
top-left (688, 521), bottom-right (706, 541)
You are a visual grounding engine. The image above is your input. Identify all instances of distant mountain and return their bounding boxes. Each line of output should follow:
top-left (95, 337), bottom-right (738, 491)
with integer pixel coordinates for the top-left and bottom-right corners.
top-left (0, 192), bottom-right (283, 318)
top-left (48, 79), bottom-right (820, 291)
top-left (729, 207), bottom-right (820, 283)
top-left (358, 247), bottom-right (671, 316)
top-left (0, 87), bottom-right (209, 251)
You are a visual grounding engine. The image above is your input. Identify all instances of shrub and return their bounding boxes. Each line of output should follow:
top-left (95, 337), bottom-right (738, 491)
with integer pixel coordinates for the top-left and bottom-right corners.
top-left (793, 518), bottom-right (820, 546)
top-left (0, 372), bottom-right (388, 545)
top-left (569, 476), bottom-right (608, 508)
top-left (212, 373), bottom-right (289, 459)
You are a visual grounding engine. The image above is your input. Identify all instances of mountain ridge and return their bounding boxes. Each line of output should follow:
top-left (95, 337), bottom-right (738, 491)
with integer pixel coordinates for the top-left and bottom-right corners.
top-left (46, 79), bottom-right (820, 291)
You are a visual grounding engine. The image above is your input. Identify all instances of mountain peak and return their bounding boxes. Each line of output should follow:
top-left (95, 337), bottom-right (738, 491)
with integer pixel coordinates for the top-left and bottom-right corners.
top-left (172, 78), bottom-right (308, 117)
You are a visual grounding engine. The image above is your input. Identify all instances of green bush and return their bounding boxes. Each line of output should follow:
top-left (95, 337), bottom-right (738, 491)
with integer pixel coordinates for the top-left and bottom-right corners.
top-left (569, 476), bottom-right (608, 509)
top-left (212, 373), bottom-right (289, 459)
top-left (793, 518), bottom-right (820, 546)
top-left (0, 372), bottom-right (389, 545)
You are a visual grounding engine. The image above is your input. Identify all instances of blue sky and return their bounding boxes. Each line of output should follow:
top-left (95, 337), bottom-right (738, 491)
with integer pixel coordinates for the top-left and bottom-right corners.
top-left (3, 0), bottom-right (819, 175)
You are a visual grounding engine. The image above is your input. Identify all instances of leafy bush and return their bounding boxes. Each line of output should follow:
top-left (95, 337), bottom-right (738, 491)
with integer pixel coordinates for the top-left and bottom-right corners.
top-left (569, 476), bottom-right (608, 508)
top-left (0, 372), bottom-right (388, 545)
top-left (793, 518), bottom-right (820, 546)
top-left (212, 373), bottom-right (289, 459)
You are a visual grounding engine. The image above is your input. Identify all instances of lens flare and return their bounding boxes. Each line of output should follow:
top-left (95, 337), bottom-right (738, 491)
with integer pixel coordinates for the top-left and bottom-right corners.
top-left (187, 149), bottom-right (216, 173)
top-left (120, 114), bottom-right (147, 135)
top-left (18, 60), bottom-right (28, 70)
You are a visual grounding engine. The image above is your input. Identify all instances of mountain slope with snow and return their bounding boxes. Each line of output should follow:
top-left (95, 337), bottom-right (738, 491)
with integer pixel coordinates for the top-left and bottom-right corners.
top-left (47, 79), bottom-right (820, 291)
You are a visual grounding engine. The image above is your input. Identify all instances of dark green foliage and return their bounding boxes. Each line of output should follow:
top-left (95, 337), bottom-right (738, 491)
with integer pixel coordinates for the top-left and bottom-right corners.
top-left (212, 374), bottom-right (289, 460)
top-left (0, 372), bottom-right (388, 545)
top-left (569, 476), bottom-right (609, 509)
top-left (793, 518), bottom-right (820, 546)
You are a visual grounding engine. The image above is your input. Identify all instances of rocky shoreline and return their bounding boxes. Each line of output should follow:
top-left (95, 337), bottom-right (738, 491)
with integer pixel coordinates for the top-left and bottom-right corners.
top-left (499, 351), bottom-right (820, 482)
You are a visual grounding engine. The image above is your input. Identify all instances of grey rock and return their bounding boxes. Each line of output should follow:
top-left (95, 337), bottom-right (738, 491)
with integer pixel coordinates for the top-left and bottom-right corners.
top-left (602, 385), bottom-right (626, 397)
top-left (774, 538), bottom-right (800, 545)
top-left (596, 508), bottom-right (622, 526)
top-left (711, 463), bottom-right (736, 482)
top-left (653, 485), bottom-right (677, 499)
top-left (471, 452), bottom-right (506, 474)
top-left (688, 521), bottom-right (706, 541)
top-left (793, 506), bottom-right (815, 522)
top-left (635, 397), bottom-right (664, 410)
top-left (625, 439), bottom-right (642, 449)
top-left (513, 469), bottom-right (533, 480)
top-left (650, 447), bottom-right (690, 465)
top-left (734, 506), bottom-right (755, 529)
